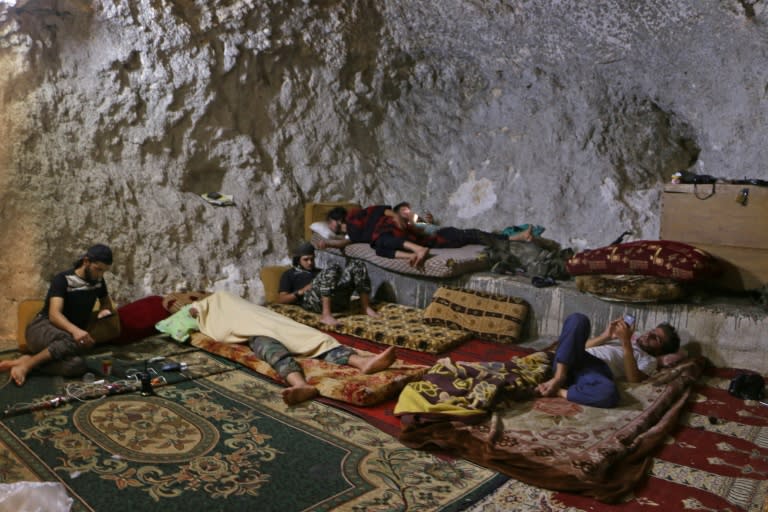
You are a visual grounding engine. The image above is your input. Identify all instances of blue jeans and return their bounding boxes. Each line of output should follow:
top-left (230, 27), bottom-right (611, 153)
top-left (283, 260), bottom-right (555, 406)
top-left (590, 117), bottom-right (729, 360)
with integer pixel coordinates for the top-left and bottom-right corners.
top-left (552, 313), bottom-right (619, 408)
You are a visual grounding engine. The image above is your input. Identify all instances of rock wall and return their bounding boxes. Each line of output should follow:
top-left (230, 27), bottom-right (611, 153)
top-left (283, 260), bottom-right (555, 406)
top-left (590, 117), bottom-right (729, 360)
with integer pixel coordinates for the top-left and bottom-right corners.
top-left (0, 0), bottom-right (766, 337)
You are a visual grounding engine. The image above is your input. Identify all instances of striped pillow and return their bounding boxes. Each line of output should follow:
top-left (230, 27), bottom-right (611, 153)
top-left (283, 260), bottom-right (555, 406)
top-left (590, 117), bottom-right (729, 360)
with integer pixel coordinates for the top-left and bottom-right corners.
top-left (423, 287), bottom-right (529, 343)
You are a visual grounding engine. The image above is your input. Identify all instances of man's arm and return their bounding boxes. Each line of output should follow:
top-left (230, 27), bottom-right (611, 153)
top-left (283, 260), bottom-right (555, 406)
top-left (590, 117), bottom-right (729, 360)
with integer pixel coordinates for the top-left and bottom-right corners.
top-left (48, 296), bottom-right (92, 344)
top-left (614, 321), bottom-right (647, 383)
top-left (315, 237), bottom-right (350, 250)
top-left (276, 270), bottom-right (310, 305)
top-left (97, 296), bottom-right (116, 318)
top-left (585, 318), bottom-right (620, 348)
top-left (277, 288), bottom-right (308, 304)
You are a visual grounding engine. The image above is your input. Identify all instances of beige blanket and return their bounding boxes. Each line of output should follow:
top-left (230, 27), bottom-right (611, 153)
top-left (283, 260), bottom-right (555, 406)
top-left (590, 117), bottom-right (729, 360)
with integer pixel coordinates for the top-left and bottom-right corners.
top-left (192, 291), bottom-right (339, 358)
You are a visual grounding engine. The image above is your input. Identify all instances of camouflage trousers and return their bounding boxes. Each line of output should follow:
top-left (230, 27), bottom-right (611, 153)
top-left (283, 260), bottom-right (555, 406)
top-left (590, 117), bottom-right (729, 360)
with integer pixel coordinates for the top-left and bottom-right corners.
top-left (299, 260), bottom-right (372, 313)
top-left (248, 335), bottom-right (354, 379)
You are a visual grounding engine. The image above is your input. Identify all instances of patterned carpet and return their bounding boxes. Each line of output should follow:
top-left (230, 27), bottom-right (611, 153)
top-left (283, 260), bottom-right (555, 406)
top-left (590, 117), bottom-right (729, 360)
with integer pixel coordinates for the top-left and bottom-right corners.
top-left (0, 340), bottom-right (504, 512)
top-left (328, 336), bottom-right (768, 512)
top-left (1, 336), bottom-right (766, 511)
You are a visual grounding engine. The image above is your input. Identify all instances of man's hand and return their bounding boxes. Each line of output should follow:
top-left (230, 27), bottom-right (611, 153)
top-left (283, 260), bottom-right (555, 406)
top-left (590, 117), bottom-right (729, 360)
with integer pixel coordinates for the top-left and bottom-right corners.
top-left (73, 328), bottom-right (95, 349)
top-left (97, 309), bottom-right (113, 319)
top-left (614, 318), bottom-right (635, 344)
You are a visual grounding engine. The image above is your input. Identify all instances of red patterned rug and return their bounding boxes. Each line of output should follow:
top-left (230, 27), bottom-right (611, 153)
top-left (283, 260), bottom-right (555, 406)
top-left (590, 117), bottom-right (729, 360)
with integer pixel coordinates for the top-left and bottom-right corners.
top-left (325, 333), bottom-right (768, 511)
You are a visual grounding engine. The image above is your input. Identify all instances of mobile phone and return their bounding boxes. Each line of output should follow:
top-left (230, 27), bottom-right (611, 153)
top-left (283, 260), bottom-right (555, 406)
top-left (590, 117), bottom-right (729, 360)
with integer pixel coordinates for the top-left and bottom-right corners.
top-left (623, 314), bottom-right (635, 326)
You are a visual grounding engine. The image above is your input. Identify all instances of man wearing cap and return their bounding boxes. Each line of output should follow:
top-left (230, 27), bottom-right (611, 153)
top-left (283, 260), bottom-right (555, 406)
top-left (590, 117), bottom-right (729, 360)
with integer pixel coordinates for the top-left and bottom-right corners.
top-left (0, 244), bottom-right (117, 386)
top-left (277, 242), bottom-right (379, 326)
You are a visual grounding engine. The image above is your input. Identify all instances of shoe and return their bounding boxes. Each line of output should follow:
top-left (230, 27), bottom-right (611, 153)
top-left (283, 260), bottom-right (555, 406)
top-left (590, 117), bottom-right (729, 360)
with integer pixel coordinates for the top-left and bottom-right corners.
top-left (531, 276), bottom-right (556, 288)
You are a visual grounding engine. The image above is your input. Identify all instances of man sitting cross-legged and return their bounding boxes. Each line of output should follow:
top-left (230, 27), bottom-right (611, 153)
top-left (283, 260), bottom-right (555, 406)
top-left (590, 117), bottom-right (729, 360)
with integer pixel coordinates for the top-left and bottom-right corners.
top-left (278, 242), bottom-right (379, 327)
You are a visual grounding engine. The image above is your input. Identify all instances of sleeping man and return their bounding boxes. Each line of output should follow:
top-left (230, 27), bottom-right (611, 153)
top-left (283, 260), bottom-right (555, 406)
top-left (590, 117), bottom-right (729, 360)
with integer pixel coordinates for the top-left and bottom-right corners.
top-left (536, 313), bottom-right (682, 408)
top-left (371, 202), bottom-right (536, 268)
top-left (189, 291), bottom-right (395, 405)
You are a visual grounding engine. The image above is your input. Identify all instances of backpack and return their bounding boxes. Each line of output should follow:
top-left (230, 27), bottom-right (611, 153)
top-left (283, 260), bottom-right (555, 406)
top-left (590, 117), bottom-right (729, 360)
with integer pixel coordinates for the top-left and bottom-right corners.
top-left (728, 372), bottom-right (765, 401)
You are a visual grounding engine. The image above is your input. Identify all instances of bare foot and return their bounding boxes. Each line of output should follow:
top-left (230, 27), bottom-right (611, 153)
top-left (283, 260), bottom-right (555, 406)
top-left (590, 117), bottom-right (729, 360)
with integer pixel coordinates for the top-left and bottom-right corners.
top-left (282, 384), bottom-right (319, 405)
top-left (365, 306), bottom-right (380, 319)
top-left (3, 355), bottom-right (33, 387)
top-left (509, 225), bottom-right (533, 242)
top-left (360, 346), bottom-right (397, 374)
top-left (0, 358), bottom-right (21, 372)
top-left (413, 247), bottom-right (429, 268)
top-left (319, 314), bottom-right (341, 327)
top-left (536, 376), bottom-right (565, 397)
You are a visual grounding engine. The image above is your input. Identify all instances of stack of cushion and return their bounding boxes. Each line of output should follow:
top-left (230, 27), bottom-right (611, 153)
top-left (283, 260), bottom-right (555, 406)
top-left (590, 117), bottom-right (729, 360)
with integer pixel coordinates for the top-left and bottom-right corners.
top-left (566, 240), bottom-right (722, 302)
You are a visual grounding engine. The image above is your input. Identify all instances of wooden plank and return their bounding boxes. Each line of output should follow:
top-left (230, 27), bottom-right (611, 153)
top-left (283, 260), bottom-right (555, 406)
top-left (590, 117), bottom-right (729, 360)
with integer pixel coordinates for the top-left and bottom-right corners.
top-left (661, 184), bottom-right (768, 249)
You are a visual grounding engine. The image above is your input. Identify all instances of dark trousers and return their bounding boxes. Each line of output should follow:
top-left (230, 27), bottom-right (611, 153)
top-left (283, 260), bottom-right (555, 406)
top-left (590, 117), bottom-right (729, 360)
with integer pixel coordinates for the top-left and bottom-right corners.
top-left (553, 313), bottom-right (620, 408)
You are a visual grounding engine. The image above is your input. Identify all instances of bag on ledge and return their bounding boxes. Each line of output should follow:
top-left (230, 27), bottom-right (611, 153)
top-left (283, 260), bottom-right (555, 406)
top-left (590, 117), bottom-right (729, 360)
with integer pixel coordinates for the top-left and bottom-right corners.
top-left (728, 372), bottom-right (765, 401)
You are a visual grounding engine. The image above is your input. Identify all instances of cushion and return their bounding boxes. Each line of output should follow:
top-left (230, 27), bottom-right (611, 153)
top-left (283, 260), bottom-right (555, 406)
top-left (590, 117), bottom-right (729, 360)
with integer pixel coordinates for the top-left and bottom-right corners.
top-left (268, 302), bottom-right (470, 354)
top-left (566, 240), bottom-right (721, 281)
top-left (162, 291), bottom-right (212, 313)
top-left (422, 287), bottom-right (529, 343)
top-left (113, 295), bottom-right (170, 344)
top-left (260, 265), bottom-right (291, 304)
top-left (17, 299), bottom-right (44, 353)
top-left (154, 304), bottom-right (200, 343)
top-left (304, 201), bottom-right (361, 241)
top-left (574, 274), bottom-right (687, 303)
top-left (309, 221), bottom-right (336, 239)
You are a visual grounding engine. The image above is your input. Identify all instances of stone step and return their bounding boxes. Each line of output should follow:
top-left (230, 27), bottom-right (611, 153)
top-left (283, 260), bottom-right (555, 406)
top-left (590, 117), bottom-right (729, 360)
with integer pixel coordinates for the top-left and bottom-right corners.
top-left (318, 251), bottom-right (767, 373)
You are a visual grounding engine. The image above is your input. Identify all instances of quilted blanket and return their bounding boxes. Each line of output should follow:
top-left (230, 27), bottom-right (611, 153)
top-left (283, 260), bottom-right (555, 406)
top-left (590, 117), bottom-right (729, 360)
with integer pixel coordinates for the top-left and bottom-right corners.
top-left (268, 302), bottom-right (471, 353)
top-left (396, 354), bottom-right (708, 502)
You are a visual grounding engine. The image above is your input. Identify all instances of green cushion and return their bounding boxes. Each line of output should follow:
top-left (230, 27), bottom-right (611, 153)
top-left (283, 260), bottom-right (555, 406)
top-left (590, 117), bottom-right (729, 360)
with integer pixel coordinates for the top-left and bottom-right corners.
top-left (154, 304), bottom-right (199, 342)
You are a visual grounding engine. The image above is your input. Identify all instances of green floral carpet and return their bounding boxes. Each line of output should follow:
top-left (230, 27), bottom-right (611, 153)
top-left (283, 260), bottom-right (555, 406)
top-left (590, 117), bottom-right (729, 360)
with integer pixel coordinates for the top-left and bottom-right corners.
top-left (0, 340), bottom-right (504, 512)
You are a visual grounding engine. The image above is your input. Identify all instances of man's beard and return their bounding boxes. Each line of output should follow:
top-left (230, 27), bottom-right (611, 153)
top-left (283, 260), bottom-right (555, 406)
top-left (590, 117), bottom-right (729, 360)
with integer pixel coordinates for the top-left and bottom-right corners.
top-left (84, 267), bottom-right (99, 284)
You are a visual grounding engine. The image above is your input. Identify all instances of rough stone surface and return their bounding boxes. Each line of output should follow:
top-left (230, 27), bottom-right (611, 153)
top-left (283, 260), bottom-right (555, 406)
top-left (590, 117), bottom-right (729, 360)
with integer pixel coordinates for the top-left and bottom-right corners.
top-left (1, 0), bottom-right (767, 341)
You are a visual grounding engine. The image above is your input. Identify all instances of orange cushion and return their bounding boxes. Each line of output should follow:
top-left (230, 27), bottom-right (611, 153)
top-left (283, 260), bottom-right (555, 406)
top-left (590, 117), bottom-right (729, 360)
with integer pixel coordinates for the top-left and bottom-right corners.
top-left (17, 299), bottom-right (44, 353)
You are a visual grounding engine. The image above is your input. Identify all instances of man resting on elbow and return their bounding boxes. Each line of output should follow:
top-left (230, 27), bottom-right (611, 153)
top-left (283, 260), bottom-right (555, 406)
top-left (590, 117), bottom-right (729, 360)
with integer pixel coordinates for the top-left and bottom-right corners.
top-left (536, 313), bottom-right (681, 408)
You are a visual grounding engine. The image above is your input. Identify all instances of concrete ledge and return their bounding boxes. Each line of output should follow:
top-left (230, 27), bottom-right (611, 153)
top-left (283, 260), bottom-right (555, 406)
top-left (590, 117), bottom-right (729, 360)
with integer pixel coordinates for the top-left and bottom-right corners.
top-left (317, 251), bottom-right (768, 373)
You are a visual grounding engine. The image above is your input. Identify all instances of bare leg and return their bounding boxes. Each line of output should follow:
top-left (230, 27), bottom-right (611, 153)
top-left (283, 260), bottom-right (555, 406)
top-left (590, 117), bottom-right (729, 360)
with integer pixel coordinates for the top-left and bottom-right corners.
top-left (319, 296), bottom-right (341, 326)
top-left (0, 348), bottom-right (54, 387)
top-left (536, 361), bottom-right (568, 397)
top-left (509, 225), bottom-right (533, 242)
top-left (348, 346), bottom-right (396, 374)
top-left (360, 293), bottom-right (380, 318)
top-left (282, 371), bottom-right (319, 405)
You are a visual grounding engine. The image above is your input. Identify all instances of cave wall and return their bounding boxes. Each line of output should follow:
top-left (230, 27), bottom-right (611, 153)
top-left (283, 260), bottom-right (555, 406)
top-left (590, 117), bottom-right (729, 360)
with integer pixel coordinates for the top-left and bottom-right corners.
top-left (0, 0), bottom-right (766, 337)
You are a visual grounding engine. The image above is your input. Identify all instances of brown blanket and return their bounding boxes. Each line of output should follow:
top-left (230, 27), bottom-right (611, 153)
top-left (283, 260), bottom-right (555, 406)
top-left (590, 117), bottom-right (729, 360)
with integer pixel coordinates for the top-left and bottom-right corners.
top-left (396, 355), bottom-right (707, 502)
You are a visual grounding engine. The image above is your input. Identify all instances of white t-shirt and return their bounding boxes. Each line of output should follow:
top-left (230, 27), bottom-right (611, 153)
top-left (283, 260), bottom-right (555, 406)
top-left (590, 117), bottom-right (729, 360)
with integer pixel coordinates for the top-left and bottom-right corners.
top-left (586, 338), bottom-right (658, 379)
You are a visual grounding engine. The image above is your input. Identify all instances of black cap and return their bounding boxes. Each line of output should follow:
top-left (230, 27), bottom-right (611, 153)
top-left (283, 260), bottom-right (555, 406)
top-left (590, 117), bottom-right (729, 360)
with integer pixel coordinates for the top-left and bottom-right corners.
top-left (86, 244), bottom-right (113, 265)
top-left (294, 242), bottom-right (315, 258)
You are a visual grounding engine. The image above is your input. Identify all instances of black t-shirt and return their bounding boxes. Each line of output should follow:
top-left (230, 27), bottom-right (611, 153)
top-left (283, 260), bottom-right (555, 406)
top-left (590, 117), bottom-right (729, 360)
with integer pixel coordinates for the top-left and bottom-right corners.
top-left (278, 267), bottom-right (319, 294)
top-left (40, 269), bottom-right (109, 329)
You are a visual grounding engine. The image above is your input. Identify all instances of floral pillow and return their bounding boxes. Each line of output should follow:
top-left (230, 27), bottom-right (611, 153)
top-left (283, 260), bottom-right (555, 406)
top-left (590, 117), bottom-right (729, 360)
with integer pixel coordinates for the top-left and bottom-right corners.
top-left (154, 304), bottom-right (199, 343)
top-left (566, 240), bottom-right (721, 281)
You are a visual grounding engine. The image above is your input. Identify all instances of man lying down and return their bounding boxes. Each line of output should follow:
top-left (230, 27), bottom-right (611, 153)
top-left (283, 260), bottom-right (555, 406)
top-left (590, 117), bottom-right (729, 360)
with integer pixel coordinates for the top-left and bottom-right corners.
top-left (189, 291), bottom-right (396, 405)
